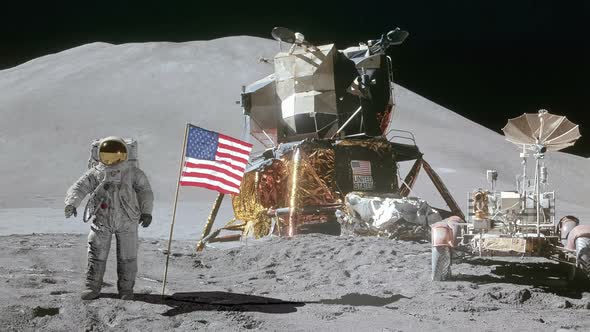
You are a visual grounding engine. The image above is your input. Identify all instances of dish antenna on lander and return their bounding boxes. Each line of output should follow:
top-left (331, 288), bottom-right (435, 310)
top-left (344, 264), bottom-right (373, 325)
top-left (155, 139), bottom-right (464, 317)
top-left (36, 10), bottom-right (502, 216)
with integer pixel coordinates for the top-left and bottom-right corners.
top-left (502, 109), bottom-right (581, 231)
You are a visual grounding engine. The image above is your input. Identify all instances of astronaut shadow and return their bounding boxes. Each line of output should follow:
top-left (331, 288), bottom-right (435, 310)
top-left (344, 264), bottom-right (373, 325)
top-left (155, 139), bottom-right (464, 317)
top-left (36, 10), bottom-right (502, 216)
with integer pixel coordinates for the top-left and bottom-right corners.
top-left (101, 291), bottom-right (305, 316)
top-left (453, 258), bottom-right (590, 298)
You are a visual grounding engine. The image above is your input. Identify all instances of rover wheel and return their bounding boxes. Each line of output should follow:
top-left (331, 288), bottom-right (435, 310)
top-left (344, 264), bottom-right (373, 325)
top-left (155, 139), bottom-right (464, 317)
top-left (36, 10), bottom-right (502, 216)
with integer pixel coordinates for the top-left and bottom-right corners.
top-left (559, 261), bottom-right (577, 281)
top-left (573, 237), bottom-right (590, 280)
top-left (432, 246), bottom-right (452, 281)
top-left (577, 247), bottom-right (590, 280)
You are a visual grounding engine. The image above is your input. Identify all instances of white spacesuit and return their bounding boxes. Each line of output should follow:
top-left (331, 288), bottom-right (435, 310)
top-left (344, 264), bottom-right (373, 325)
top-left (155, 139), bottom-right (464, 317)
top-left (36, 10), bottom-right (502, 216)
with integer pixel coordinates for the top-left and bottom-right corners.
top-left (64, 136), bottom-right (153, 300)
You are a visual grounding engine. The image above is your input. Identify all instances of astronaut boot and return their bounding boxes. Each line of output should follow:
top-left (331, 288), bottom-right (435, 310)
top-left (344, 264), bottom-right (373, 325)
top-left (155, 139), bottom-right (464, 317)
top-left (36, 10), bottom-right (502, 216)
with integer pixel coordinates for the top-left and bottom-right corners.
top-left (81, 289), bottom-right (100, 301)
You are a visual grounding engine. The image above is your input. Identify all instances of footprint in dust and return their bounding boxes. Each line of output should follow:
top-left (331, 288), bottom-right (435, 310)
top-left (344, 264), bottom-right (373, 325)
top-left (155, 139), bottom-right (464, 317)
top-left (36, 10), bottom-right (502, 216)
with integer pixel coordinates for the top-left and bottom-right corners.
top-left (50, 290), bottom-right (71, 295)
top-left (317, 311), bottom-right (344, 321)
top-left (32, 306), bottom-right (59, 318)
top-left (14, 248), bottom-right (33, 255)
top-left (22, 278), bottom-right (42, 289)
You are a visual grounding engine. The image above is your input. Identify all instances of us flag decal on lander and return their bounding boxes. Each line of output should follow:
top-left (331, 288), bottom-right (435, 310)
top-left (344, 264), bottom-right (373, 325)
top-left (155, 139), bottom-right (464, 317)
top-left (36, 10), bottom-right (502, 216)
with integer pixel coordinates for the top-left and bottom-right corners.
top-left (351, 160), bottom-right (373, 190)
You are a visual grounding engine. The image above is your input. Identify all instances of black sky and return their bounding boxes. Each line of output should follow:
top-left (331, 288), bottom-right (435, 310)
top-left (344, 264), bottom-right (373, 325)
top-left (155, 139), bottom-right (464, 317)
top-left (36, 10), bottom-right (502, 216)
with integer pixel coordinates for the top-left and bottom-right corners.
top-left (1, 1), bottom-right (588, 155)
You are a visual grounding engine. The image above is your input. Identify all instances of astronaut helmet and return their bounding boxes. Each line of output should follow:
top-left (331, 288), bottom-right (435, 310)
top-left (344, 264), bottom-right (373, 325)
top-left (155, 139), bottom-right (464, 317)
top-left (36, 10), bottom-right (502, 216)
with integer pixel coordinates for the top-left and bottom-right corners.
top-left (98, 136), bottom-right (128, 167)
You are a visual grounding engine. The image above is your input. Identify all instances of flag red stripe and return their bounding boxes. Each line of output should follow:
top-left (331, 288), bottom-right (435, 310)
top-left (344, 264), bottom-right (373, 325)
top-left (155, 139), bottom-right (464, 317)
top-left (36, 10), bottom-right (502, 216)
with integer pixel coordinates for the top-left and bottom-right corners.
top-left (215, 152), bottom-right (248, 169)
top-left (217, 141), bottom-right (252, 156)
top-left (183, 163), bottom-right (242, 181)
top-left (215, 150), bottom-right (249, 164)
top-left (185, 160), bottom-right (244, 177)
top-left (181, 172), bottom-right (240, 189)
top-left (179, 181), bottom-right (237, 195)
top-left (218, 133), bottom-right (253, 148)
top-left (179, 174), bottom-right (240, 193)
top-left (181, 171), bottom-right (240, 186)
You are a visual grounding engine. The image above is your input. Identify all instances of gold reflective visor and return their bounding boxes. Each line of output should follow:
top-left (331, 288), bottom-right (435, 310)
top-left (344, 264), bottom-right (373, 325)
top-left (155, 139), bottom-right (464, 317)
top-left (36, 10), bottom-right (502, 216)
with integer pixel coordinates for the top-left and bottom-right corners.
top-left (99, 140), bottom-right (128, 166)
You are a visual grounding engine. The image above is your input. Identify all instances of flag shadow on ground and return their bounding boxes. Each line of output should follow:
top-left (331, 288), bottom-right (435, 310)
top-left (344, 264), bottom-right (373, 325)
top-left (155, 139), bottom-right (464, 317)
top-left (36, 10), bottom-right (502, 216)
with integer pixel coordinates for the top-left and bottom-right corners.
top-left (102, 291), bottom-right (305, 316)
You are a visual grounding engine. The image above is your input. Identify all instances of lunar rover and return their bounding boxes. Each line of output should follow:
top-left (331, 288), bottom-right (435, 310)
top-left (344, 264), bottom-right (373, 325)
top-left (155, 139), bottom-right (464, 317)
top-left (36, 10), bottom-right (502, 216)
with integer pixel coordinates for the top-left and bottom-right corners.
top-left (431, 110), bottom-right (590, 282)
top-left (196, 27), bottom-right (464, 250)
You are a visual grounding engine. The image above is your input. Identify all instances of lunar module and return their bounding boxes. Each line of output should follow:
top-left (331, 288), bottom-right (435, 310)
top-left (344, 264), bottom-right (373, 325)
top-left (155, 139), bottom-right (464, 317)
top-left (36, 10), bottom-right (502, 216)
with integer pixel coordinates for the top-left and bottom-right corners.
top-left (431, 110), bottom-right (590, 282)
top-left (196, 27), bottom-right (464, 250)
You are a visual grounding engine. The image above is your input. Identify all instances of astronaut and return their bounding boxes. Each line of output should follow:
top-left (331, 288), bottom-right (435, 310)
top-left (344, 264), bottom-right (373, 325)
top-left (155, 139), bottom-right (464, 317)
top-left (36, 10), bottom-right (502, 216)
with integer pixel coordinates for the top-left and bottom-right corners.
top-left (64, 136), bottom-right (154, 300)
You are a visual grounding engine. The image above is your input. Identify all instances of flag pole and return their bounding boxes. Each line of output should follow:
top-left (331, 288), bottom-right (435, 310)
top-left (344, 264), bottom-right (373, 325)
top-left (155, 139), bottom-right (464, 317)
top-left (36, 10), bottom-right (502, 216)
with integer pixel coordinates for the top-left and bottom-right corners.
top-left (161, 123), bottom-right (190, 298)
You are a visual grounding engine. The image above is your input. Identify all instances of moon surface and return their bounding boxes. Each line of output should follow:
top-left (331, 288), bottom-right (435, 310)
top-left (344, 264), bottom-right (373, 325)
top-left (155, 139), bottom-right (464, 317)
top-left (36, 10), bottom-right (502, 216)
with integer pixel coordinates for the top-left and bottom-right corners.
top-left (0, 36), bottom-right (589, 331)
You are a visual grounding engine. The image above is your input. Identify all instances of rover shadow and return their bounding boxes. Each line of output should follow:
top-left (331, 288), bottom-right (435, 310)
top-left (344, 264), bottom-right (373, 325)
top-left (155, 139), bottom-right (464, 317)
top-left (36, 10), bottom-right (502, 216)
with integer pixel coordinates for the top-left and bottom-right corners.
top-left (453, 258), bottom-right (590, 299)
top-left (101, 291), bottom-right (305, 316)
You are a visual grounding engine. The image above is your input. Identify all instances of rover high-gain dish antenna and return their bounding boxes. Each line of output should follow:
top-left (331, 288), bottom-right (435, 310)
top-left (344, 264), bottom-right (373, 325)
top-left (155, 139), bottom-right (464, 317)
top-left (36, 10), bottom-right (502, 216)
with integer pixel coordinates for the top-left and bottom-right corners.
top-left (502, 109), bottom-right (581, 152)
top-left (501, 109), bottom-right (581, 236)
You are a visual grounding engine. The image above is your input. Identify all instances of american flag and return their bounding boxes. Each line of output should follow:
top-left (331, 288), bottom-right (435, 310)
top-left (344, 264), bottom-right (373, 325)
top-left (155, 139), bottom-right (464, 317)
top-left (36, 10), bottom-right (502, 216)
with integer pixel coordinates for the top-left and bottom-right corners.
top-left (180, 125), bottom-right (253, 194)
top-left (350, 160), bottom-right (372, 176)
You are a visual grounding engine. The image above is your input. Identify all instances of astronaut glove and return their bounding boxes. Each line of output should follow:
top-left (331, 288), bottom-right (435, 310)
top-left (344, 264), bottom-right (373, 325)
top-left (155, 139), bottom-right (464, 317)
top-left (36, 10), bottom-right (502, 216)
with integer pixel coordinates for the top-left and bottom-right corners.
top-left (139, 214), bottom-right (152, 228)
top-left (65, 205), bottom-right (77, 218)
